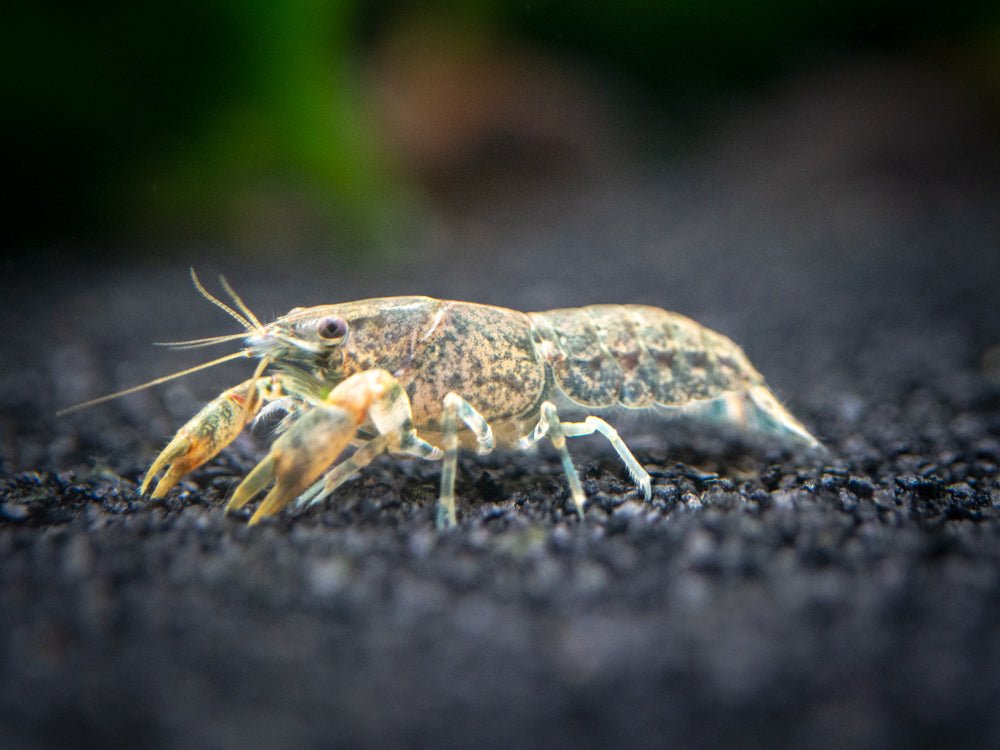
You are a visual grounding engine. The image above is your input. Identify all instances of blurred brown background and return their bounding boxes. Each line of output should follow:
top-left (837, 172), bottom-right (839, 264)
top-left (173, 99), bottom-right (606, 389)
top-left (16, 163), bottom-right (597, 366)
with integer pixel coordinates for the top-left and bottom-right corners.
top-left (5, 0), bottom-right (999, 255)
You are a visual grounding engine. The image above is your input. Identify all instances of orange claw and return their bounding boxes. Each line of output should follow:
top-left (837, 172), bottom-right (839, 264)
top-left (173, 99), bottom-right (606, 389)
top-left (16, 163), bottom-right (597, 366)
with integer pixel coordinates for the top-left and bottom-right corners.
top-left (140, 379), bottom-right (265, 498)
top-left (225, 404), bottom-right (361, 525)
top-left (226, 370), bottom-right (406, 525)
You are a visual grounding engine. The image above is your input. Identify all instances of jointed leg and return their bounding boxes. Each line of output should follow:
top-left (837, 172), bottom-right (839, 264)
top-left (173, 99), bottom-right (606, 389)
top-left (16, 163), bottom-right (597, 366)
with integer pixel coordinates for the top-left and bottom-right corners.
top-left (521, 402), bottom-right (651, 519)
top-left (298, 426), bottom-right (443, 508)
top-left (297, 434), bottom-right (392, 507)
top-left (545, 405), bottom-right (589, 518)
top-left (438, 392), bottom-right (495, 528)
top-left (558, 417), bottom-right (652, 500)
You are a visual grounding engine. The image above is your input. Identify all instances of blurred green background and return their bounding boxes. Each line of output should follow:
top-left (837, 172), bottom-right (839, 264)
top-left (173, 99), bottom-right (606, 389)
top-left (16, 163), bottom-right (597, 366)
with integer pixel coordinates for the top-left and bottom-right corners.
top-left (4, 0), bottom-right (999, 254)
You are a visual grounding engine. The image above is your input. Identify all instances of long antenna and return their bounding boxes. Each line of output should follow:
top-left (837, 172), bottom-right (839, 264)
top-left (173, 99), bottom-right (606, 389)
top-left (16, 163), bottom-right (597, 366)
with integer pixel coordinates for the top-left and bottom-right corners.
top-left (56, 350), bottom-right (249, 416)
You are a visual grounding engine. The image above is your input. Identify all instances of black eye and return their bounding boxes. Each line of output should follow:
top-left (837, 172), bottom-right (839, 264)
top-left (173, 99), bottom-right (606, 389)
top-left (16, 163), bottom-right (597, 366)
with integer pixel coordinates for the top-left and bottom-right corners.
top-left (316, 315), bottom-right (348, 341)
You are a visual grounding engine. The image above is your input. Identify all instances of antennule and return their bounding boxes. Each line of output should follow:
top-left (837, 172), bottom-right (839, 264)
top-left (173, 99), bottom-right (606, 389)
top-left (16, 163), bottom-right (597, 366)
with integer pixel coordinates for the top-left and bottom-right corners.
top-left (219, 274), bottom-right (263, 329)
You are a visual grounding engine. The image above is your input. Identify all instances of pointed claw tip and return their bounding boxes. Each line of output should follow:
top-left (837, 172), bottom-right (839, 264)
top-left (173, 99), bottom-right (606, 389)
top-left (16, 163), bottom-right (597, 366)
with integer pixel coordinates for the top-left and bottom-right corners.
top-left (246, 502), bottom-right (269, 526)
top-left (224, 496), bottom-right (245, 513)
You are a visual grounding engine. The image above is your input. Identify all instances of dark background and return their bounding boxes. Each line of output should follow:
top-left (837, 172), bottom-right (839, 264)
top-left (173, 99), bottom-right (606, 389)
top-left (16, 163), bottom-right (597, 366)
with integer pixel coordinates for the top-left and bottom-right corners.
top-left (3, 2), bottom-right (1000, 747)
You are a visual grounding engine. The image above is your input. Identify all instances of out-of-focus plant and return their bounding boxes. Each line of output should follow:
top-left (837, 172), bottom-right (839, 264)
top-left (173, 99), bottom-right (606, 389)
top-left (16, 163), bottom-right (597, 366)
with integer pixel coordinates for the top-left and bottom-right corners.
top-left (3, 0), bottom-right (997, 252)
top-left (4, 1), bottom-right (408, 252)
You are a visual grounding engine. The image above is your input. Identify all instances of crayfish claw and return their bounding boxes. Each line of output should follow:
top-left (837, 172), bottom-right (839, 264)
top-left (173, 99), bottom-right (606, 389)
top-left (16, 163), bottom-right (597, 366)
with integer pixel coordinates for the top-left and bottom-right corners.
top-left (139, 379), bottom-right (265, 500)
top-left (226, 404), bottom-right (359, 524)
top-left (225, 454), bottom-right (277, 514)
top-left (140, 434), bottom-right (194, 498)
top-left (250, 476), bottom-right (305, 525)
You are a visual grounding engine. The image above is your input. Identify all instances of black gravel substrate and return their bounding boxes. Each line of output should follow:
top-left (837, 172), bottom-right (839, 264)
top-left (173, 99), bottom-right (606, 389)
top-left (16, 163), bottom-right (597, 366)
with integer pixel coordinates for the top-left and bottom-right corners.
top-left (3, 58), bottom-right (1000, 748)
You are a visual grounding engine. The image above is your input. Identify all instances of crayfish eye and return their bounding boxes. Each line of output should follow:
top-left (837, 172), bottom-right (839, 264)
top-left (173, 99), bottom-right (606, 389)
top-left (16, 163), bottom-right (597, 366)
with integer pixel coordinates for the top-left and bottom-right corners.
top-left (316, 315), bottom-right (348, 342)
